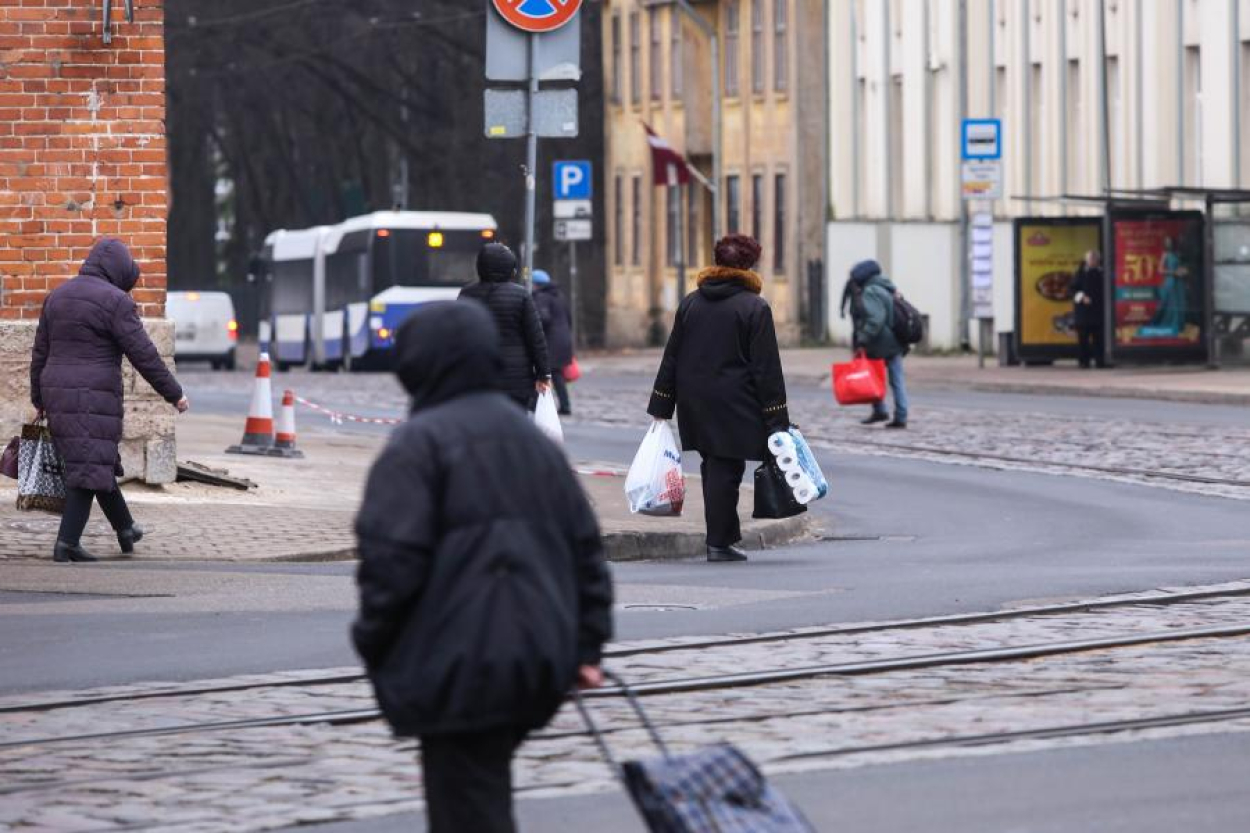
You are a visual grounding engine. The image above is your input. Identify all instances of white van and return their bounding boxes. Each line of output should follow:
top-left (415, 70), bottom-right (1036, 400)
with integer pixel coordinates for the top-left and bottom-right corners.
top-left (167, 291), bottom-right (238, 370)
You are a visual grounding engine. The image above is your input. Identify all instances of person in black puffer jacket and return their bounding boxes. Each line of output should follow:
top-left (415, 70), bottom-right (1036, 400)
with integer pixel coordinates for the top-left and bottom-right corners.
top-left (353, 300), bottom-right (613, 833)
top-left (459, 243), bottom-right (552, 410)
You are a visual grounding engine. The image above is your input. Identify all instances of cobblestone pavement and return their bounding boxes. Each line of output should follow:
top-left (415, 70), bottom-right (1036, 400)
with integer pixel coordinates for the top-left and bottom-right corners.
top-left (4, 580), bottom-right (1250, 831)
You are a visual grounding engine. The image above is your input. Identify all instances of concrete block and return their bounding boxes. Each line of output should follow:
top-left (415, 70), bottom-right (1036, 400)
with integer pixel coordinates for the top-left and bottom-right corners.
top-left (121, 400), bottom-right (175, 440)
top-left (0, 321), bottom-right (36, 355)
top-left (118, 439), bottom-right (143, 484)
top-left (145, 436), bottom-right (177, 484)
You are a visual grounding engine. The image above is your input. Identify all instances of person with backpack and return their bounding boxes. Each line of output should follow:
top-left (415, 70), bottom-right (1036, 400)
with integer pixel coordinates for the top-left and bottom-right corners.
top-left (353, 301), bottom-right (613, 833)
top-left (842, 259), bottom-right (913, 429)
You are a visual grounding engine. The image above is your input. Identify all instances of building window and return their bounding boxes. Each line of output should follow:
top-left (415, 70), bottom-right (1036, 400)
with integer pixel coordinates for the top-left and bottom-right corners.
top-left (650, 9), bottom-right (662, 102)
top-left (631, 175), bottom-right (642, 265)
top-left (1184, 46), bottom-right (1201, 185)
top-left (751, 0), bottom-right (765, 95)
top-left (614, 175), bottom-right (623, 265)
top-left (1029, 63), bottom-right (1043, 195)
top-left (889, 75), bottom-right (903, 216)
top-left (671, 10), bottom-right (684, 99)
top-left (773, 174), bottom-right (786, 274)
top-left (610, 16), bottom-right (621, 104)
top-left (726, 174), bottom-right (741, 233)
top-left (1066, 59), bottom-right (1081, 192)
top-left (1107, 56), bottom-right (1123, 188)
top-left (629, 12), bottom-right (641, 106)
top-left (666, 185), bottom-right (680, 266)
top-left (687, 185), bottom-right (699, 264)
top-left (751, 174), bottom-right (763, 241)
top-left (774, 0), bottom-right (788, 93)
top-left (724, 1), bottom-right (740, 97)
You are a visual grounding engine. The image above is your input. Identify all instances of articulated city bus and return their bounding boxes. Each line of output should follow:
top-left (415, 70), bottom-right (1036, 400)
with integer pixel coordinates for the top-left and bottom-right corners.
top-left (259, 211), bottom-right (499, 370)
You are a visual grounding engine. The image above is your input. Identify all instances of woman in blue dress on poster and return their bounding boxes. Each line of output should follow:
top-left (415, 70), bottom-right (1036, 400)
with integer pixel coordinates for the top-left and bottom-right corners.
top-left (1147, 237), bottom-right (1187, 336)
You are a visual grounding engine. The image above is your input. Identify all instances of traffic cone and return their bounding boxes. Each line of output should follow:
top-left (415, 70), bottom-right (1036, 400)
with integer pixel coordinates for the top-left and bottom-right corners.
top-left (269, 389), bottom-right (305, 459)
top-left (226, 352), bottom-right (276, 455)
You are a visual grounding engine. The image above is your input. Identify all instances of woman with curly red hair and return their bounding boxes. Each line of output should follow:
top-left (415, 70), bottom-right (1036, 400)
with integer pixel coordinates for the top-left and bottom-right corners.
top-left (646, 234), bottom-right (790, 562)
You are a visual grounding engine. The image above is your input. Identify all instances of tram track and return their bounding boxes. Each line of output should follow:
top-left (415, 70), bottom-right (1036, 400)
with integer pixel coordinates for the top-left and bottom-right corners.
top-left (4, 583), bottom-right (1250, 717)
top-left (5, 619), bottom-right (1250, 753)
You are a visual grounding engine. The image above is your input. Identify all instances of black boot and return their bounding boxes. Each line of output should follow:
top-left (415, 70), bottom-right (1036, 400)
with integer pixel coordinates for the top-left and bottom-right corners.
top-left (53, 540), bottom-right (99, 563)
top-left (861, 412), bottom-right (889, 425)
top-left (707, 544), bottom-right (749, 563)
top-left (117, 524), bottom-right (144, 555)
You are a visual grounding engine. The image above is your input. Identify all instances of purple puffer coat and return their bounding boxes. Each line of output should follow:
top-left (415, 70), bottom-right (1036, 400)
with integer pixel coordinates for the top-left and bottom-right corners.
top-left (29, 239), bottom-right (183, 492)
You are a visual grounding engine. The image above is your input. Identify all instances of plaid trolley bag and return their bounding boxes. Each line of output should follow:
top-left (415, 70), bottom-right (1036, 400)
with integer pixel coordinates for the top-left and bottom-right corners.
top-left (576, 672), bottom-right (816, 833)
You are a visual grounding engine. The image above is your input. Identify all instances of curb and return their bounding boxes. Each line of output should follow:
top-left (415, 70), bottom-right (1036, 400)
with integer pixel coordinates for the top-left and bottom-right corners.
top-left (602, 513), bottom-right (814, 562)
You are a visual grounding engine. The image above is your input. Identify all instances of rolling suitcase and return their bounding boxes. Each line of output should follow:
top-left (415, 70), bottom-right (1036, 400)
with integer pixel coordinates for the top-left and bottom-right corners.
top-left (576, 672), bottom-right (816, 833)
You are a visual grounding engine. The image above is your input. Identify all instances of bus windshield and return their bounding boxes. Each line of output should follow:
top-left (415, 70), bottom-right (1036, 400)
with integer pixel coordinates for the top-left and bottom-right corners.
top-left (372, 229), bottom-right (486, 290)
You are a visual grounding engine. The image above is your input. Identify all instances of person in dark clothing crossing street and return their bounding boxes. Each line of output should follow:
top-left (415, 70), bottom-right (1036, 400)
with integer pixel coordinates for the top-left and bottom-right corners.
top-left (29, 238), bottom-right (188, 563)
top-left (459, 243), bottom-right (552, 411)
top-left (532, 269), bottom-right (575, 415)
top-left (647, 234), bottom-right (789, 563)
top-left (845, 259), bottom-right (910, 428)
top-left (1069, 250), bottom-right (1107, 369)
top-left (353, 301), bottom-right (613, 833)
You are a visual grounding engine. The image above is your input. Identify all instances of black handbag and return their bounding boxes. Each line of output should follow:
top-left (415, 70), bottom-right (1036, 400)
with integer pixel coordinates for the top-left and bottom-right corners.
top-left (752, 459), bottom-right (806, 520)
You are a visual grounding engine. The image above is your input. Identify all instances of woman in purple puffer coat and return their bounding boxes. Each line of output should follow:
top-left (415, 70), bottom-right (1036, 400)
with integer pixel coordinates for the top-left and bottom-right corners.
top-left (29, 238), bottom-right (188, 563)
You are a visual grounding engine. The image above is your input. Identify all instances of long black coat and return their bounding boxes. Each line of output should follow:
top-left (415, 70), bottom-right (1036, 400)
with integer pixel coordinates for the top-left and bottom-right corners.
top-left (353, 301), bottom-right (612, 738)
top-left (29, 239), bottom-right (182, 492)
top-left (647, 267), bottom-right (790, 460)
top-left (1069, 263), bottom-right (1105, 328)
top-left (533, 283), bottom-right (574, 369)
top-left (459, 278), bottom-right (551, 406)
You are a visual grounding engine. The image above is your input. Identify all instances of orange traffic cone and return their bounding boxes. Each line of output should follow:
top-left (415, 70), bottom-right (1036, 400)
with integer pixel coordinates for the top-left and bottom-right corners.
top-left (269, 390), bottom-right (304, 459)
top-left (226, 352), bottom-right (275, 455)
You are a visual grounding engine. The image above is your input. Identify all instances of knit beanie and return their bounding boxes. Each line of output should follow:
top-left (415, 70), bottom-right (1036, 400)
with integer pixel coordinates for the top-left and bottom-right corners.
top-left (477, 243), bottom-right (518, 282)
top-left (713, 234), bottom-right (762, 270)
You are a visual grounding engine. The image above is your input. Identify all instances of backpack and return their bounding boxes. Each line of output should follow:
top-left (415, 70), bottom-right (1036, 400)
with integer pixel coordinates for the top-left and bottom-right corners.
top-left (890, 293), bottom-right (925, 346)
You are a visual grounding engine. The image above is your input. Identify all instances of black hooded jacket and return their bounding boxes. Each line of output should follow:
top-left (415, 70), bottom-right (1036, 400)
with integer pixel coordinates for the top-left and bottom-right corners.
top-left (458, 252), bottom-right (551, 407)
top-left (647, 266), bottom-right (789, 460)
top-left (352, 301), bottom-right (612, 738)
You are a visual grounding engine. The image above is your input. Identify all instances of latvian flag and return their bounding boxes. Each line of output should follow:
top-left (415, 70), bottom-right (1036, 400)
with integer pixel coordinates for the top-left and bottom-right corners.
top-left (643, 122), bottom-right (691, 187)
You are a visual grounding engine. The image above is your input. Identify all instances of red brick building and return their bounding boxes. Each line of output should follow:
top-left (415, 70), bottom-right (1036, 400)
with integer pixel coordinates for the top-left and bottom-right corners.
top-left (0, 0), bottom-right (176, 483)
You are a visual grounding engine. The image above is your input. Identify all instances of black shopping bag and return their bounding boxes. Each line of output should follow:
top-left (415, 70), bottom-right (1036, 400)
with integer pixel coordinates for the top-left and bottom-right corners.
top-left (752, 459), bottom-right (806, 520)
top-left (16, 420), bottom-right (66, 514)
top-left (576, 672), bottom-right (816, 833)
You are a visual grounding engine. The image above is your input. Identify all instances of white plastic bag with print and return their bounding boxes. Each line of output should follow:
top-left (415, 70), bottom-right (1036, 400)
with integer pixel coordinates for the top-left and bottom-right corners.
top-left (533, 390), bottom-right (564, 444)
top-left (624, 421), bottom-right (685, 517)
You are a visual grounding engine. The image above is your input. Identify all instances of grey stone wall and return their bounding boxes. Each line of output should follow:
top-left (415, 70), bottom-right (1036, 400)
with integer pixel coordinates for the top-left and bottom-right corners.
top-left (0, 319), bottom-right (178, 485)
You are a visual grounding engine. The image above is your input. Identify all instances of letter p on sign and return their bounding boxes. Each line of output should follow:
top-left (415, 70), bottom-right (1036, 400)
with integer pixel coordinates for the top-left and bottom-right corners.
top-left (554, 161), bottom-right (592, 200)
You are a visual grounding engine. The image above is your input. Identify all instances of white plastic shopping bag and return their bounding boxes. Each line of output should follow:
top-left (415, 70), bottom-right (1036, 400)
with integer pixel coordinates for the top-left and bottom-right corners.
top-left (533, 389), bottom-right (564, 444)
top-left (624, 421), bottom-right (685, 516)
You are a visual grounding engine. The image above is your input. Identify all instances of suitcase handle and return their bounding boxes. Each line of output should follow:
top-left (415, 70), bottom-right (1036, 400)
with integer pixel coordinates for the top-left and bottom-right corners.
top-left (574, 669), bottom-right (671, 770)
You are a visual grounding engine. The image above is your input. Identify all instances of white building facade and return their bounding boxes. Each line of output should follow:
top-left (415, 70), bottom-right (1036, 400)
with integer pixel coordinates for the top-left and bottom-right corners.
top-left (826, 0), bottom-right (1250, 351)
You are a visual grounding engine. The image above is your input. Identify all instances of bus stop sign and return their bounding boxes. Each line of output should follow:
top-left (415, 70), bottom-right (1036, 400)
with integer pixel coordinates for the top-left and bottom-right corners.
top-left (491, 0), bottom-right (583, 34)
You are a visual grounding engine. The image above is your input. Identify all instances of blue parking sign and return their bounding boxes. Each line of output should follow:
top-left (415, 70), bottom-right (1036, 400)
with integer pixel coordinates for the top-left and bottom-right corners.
top-left (553, 160), bottom-right (592, 200)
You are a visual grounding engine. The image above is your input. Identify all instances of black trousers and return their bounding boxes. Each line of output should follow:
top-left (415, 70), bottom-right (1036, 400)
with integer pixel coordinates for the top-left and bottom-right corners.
top-left (420, 729), bottom-right (526, 833)
top-left (57, 481), bottom-right (133, 546)
top-left (700, 456), bottom-right (746, 548)
top-left (551, 370), bottom-right (571, 414)
top-left (1076, 325), bottom-right (1105, 368)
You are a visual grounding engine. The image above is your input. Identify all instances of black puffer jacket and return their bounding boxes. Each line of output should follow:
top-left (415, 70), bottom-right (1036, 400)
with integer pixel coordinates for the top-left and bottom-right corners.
top-left (647, 266), bottom-right (789, 460)
top-left (459, 279), bottom-right (551, 408)
top-left (352, 301), bottom-right (612, 738)
top-left (30, 239), bottom-right (182, 491)
top-left (533, 282), bottom-right (574, 369)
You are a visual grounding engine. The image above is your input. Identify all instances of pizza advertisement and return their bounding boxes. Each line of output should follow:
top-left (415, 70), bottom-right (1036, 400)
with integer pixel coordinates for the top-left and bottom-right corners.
top-left (1017, 221), bottom-right (1100, 348)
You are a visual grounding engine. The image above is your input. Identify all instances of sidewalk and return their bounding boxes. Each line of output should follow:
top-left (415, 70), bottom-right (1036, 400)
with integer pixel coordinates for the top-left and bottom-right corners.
top-left (0, 414), bottom-right (810, 563)
top-left (587, 348), bottom-right (1250, 406)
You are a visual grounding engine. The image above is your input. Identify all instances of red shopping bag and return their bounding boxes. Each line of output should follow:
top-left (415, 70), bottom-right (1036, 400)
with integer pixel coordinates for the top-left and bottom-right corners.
top-left (832, 352), bottom-right (887, 405)
top-left (563, 357), bottom-right (581, 383)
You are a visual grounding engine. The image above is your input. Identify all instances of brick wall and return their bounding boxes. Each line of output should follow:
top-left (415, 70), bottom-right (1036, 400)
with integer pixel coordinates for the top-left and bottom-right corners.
top-left (0, 0), bottom-right (167, 319)
top-left (0, 0), bottom-right (177, 486)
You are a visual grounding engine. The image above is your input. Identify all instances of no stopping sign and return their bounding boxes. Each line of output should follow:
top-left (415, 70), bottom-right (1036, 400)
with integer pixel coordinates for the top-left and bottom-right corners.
top-left (491, 0), bottom-right (583, 33)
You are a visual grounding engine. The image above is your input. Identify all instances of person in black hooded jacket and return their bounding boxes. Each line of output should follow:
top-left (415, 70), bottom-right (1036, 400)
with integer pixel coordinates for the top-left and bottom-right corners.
top-left (352, 300), bottom-right (612, 833)
top-left (459, 242), bottom-right (552, 410)
top-left (647, 234), bottom-right (789, 563)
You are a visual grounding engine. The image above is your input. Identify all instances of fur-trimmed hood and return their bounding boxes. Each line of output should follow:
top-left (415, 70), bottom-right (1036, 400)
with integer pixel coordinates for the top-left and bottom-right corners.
top-left (696, 266), bottom-right (763, 297)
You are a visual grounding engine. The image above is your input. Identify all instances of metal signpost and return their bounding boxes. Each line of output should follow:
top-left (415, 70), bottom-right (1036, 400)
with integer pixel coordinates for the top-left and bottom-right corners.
top-left (553, 160), bottom-right (593, 344)
top-left (961, 118), bottom-right (1002, 367)
top-left (484, 0), bottom-right (584, 287)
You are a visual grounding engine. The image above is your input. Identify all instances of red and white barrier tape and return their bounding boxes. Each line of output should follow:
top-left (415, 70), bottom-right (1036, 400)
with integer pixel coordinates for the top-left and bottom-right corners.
top-left (294, 396), bottom-right (403, 426)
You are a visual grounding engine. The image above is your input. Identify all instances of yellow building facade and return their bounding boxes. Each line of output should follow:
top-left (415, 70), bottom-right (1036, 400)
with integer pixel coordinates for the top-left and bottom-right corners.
top-left (602, 0), bottom-right (826, 347)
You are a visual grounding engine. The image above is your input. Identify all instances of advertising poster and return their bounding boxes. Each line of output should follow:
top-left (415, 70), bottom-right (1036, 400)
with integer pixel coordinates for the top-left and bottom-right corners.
top-left (1015, 219), bottom-right (1102, 356)
top-left (1112, 213), bottom-right (1205, 349)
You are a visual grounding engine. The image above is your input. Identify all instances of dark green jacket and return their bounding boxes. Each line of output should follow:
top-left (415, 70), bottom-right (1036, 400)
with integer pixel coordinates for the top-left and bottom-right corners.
top-left (852, 276), bottom-right (903, 360)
